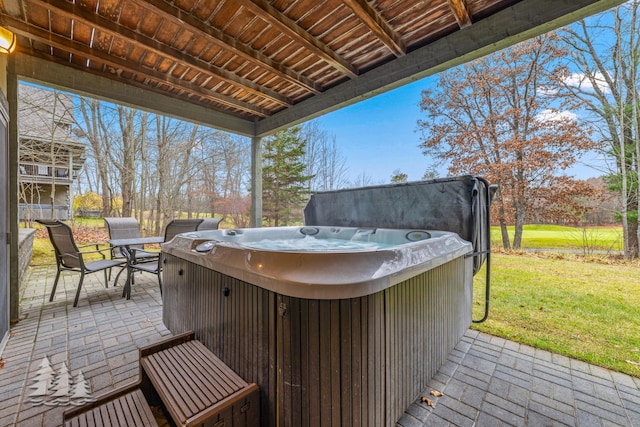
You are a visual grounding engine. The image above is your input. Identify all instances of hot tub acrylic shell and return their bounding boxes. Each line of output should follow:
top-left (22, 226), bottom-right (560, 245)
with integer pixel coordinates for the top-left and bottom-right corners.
top-left (161, 226), bottom-right (474, 426)
top-left (162, 226), bottom-right (472, 300)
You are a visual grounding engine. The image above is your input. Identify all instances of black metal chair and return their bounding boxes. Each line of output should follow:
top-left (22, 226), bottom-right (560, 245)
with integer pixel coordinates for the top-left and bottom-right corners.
top-left (36, 219), bottom-right (126, 307)
top-left (129, 219), bottom-right (204, 295)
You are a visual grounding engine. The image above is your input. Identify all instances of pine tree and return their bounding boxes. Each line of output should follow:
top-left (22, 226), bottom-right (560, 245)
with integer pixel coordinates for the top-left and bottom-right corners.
top-left (69, 370), bottom-right (94, 405)
top-left (47, 362), bottom-right (72, 405)
top-left (262, 126), bottom-right (315, 226)
top-left (28, 356), bottom-right (56, 404)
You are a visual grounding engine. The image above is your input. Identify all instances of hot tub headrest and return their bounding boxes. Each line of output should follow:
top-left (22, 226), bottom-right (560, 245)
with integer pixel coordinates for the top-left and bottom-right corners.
top-left (304, 175), bottom-right (494, 275)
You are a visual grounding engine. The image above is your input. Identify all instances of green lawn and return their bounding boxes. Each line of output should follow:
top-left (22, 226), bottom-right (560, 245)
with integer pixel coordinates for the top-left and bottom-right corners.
top-left (472, 253), bottom-right (640, 377)
top-left (491, 224), bottom-right (624, 252)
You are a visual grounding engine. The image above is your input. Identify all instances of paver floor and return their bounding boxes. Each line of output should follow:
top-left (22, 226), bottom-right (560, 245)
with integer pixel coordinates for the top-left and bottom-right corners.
top-left (1, 266), bottom-right (639, 426)
top-left (400, 331), bottom-right (640, 427)
top-left (0, 266), bottom-right (170, 426)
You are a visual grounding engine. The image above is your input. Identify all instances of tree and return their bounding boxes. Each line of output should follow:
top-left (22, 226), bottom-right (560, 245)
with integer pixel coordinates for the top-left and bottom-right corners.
top-left (77, 97), bottom-right (114, 218)
top-left (526, 177), bottom-right (597, 226)
top-left (556, 1), bottom-right (640, 259)
top-left (150, 115), bottom-right (200, 233)
top-left (418, 34), bottom-right (595, 249)
top-left (262, 127), bottom-right (314, 226)
top-left (48, 362), bottom-right (71, 405)
top-left (28, 356), bottom-right (55, 404)
top-left (69, 370), bottom-right (93, 405)
top-left (301, 121), bottom-right (349, 191)
top-left (73, 191), bottom-right (102, 216)
top-left (191, 130), bottom-right (252, 227)
top-left (390, 169), bottom-right (408, 183)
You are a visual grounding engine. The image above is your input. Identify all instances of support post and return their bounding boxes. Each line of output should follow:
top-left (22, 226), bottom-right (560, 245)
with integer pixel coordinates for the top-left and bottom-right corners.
top-left (7, 57), bottom-right (18, 322)
top-left (250, 136), bottom-right (262, 228)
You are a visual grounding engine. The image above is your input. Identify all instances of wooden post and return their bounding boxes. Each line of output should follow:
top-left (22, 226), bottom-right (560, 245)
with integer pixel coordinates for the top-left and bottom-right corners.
top-left (250, 136), bottom-right (262, 228)
top-left (7, 55), bottom-right (19, 322)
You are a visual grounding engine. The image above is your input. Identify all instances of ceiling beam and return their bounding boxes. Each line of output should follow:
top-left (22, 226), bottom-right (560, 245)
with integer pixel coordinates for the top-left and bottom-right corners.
top-left (343, 0), bottom-right (405, 56)
top-left (14, 54), bottom-right (256, 136)
top-left (447, 0), bottom-right (472, 29)
top-left (238, 0), bottom-right (358, 77)
top-left (19, 0), bottom-right (295, 108)
top-left (5, 16), bottom-right (272, 117)
top-left (255, 0), bottom-right (626, 136)
top-left (135, 0), bottom-right (321, 94)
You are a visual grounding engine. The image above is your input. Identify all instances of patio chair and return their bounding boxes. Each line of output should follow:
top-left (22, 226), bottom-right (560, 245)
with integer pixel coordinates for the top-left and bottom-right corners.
top-left (197, 217), bottom-right (222, 230)
top-left (104, 217), bottom-right (158, 262)
top-left (129, 219), bottom-right (204, 295)
top-left (36, 219), bottom-right (126, 307)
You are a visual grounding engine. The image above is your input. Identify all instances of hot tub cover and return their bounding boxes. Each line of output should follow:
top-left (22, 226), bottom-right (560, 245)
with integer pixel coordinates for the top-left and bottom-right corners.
top-left (304, 175), bottom-right (492, 274)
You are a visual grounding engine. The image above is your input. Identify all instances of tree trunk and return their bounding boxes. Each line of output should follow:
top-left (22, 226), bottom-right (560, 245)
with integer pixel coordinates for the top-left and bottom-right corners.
top-left (628, 217), bottom-right (639, 258)
top-left (513, 213), bottom-right (525, 249)
top-left (499, 220), bottom-right (510, 250)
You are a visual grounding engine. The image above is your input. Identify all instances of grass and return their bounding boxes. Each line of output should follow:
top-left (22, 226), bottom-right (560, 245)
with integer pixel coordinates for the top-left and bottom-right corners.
top-left (31, 237), bottom-right (56, 266)
top-left (491, 224), bottom-right (624, 253)
top-left (472, 253), bottom-right (640, 377)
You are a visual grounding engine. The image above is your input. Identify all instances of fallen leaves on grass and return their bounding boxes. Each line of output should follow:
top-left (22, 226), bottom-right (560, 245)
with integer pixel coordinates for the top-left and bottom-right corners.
top-left (626, 360), bottom-right (640, 366)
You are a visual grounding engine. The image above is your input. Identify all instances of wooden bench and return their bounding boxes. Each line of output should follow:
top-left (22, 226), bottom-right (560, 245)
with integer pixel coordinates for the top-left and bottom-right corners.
top-left (140, 333), bottom-right (260, 427)
top-left (63, 383), bottom-right (159, 427)
top-left (64, 332), bottom-right (259, 427)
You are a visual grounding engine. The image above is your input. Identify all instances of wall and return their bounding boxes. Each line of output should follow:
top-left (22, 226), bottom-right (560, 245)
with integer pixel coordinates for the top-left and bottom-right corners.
top-left (17, 229), bottom-right (35, 294)
top-left (0, 56), bottom-right (6, 95)
top-left (0, 55), bottom-right (9, 352)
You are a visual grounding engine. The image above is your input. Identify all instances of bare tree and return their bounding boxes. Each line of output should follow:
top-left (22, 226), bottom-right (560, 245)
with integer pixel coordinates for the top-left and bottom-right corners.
top-left (77, 98), bottom-right (115, 217)
top-left (301, 121), bottom-right (349, 191)
top-left (557, 1), bottom-right (640, 259)
top-left (149, 116), bottom-right (202, 233)
top-left (349, 171), bottom-right (376, 188)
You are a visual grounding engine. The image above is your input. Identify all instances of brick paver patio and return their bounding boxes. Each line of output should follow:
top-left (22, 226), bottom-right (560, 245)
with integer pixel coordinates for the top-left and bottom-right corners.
top-left (0, 266), bottom-right (170, 426)
top-left (1, 266), bottom-right (639, 426)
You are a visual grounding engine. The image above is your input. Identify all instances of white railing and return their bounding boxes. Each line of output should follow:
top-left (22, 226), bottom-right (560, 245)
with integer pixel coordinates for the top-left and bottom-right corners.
top-left (19, 204), bottom-right (70, 220)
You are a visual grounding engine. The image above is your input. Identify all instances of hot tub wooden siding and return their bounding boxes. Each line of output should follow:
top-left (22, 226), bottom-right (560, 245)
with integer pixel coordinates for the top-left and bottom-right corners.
top-left (162, 253), bottom-right (473, 427)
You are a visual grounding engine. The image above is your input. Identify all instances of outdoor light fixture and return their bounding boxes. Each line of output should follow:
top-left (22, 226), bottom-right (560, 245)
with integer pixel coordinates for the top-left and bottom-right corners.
top-left (0, 26), bottom-right (16, 54)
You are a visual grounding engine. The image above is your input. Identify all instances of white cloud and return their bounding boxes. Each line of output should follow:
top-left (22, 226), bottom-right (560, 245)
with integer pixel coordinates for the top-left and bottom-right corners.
top-left (536, 109), bottom-right (578, 123)
top-left (564, 72), bottom-right (611, 94)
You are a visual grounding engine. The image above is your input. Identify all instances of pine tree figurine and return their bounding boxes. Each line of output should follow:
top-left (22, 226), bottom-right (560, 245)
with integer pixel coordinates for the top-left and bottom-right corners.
top-left (69, 370), bottom-right (94, 405)
top-left (28, 356), bottom-right (56, 404)
top-left (47, 362), bottom-right (72, 405)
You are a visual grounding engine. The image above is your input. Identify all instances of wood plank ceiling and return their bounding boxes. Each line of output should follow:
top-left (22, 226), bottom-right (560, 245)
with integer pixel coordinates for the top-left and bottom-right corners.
top-left (0, 0), bottom-right (625, 137)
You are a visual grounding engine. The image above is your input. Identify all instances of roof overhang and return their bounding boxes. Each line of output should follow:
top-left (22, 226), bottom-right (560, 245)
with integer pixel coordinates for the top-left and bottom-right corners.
top-left (2, 0), bottom-right (624, 138)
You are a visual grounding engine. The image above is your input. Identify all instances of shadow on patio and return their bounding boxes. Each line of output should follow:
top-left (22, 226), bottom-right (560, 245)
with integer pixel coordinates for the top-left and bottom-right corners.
top-left (1, 265), bottom-right (639, 427)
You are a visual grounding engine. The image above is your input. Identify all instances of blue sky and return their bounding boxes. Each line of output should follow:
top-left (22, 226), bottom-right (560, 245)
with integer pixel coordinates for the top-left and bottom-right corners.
top-left (315, 78), bottom-right (437, 185)
top-left (315, 74), bottom-right (608, 185)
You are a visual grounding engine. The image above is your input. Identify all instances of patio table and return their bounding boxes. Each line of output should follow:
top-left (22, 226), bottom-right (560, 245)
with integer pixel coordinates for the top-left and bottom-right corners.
top-left (108, 236), bottom-right (164, 299)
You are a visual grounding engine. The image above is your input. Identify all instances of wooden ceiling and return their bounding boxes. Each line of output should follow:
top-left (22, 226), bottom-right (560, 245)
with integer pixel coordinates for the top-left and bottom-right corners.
top-left (0, 0), bottom-right (624, 137)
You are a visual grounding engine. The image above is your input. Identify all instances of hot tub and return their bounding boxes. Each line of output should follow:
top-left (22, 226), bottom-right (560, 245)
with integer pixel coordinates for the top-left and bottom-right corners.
top-left (161, 176), bottom-right (493, 427)
top-left (162, 226), bottom-right (471, 300)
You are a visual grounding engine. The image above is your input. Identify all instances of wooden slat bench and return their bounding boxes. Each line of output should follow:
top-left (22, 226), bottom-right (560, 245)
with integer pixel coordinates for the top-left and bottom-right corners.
top-left (140, 334), bottom-right (260, 427)
top-left (63, 383), bottom-right (159, 427)
top-left (63, 332), bottom-right (259, 427)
